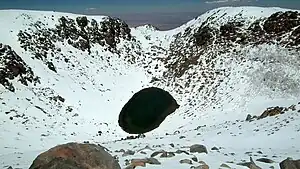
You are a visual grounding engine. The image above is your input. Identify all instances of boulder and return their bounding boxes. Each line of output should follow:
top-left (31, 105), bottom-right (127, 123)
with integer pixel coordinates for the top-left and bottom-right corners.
top-left (279, 158), bottom-right (300, 169)
top-left (160, 151), bottom-right (175, 158)
top-left (190, 144), bottom-right (208, 154)
top-left (29, 142), bottom-right (121, 169)
top-left (122, 150), bottom-right (135, 157)
top-left (126, 157), bottom-right (161, 168)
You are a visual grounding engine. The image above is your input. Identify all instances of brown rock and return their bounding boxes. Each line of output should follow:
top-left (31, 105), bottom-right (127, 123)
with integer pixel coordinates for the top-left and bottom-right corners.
top-left (193, 26), bottom-right (216, 46)
top-left (115, 149), bottom-right (125, 153)
top-left (0, 43), bottom-right (39, 92)
top-left (130, 160), bottom-right (146, 167)
top-left (191, 156), bottom-right (198, 162)
top-left (76, 16), bottom-right (89, 28)
top-left (32, 157), bottom-right (82, 169)
top-left (211, 147), bottom-right (219, 151)
top-left (279, 158), bottom-right (300, 169)
top-left (150, 150), bottom-right (165, 157)
top-left (191, 164), bottom-right (209, 169)
top-left (29, 142), bottom-right (120, 169)
top-left (258, 106), bottom-right (284, 119)
top-left (145, 157), bottom-right (161, 165)
top-left (128, 157), bottom-right (161, 168)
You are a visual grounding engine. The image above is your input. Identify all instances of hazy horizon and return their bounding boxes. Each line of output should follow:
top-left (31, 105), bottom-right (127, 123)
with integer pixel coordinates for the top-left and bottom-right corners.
top-left (1, 0), bottom-right (299, 30)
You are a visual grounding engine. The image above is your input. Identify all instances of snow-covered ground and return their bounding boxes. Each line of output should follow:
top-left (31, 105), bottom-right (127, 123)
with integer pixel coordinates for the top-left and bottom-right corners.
top-left (0, 6), bottom-right (300, 169)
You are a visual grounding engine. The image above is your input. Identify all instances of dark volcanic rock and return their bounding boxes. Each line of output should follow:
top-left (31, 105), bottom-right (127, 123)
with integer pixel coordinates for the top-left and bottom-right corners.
top-left (127, 157), bottom-right (161, 168)
top-left (29, 142), bottom-right (120, 169)
top-left (0, 43), bottom-right (40, 92)
top-left (46, 61), bottom-right (57, 73)
top-left (190, 144), bottom-right (208, 154)
top-left (237, 157), bottom-right (262, 169)
top-left (179, 159), bottom-right (193, 164)
top-left (194, 26), bottom-right (216, 46)
top-left (263, 11), bottom-right (300, 35)
top-left (76, 16), bottom-right (89, 28)
top-left (33, 157), bottom-right (82, 169)
top-left (118, 87), bottom-right (179, 134)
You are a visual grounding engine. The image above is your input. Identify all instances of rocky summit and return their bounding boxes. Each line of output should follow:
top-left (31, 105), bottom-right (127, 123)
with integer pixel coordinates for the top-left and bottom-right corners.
top-left (0, 6), bottom-right (300, 169)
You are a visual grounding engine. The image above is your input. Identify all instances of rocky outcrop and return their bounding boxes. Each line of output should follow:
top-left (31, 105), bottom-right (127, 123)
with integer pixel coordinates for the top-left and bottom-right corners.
top-left (155, 10), bottom-right (300, 112)
top-left (0, 43), bottom-right (40, 92)
top-left (193, 26), bottom-right (216, 46)
top-left (29, 142), bottom-right (121, 169)
top-left (258, 106), bottom-right (285, 119)
top-left (125, 157), bottom-right (161, 168)
top-left (17, 15), bottom-right (133, 72)
top-left (220, 21), bottom-right (245, 42)
top-left (256, 158), bottom-right (275, 163)
top-left (247, 103), bottom-right (299, 121)
top-left (179, 159), bottom-right (193, 164)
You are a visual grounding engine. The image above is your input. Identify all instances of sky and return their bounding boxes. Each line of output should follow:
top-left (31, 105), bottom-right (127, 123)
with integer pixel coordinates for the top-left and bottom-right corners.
top-left (0, 0), bottom-right (299, 30)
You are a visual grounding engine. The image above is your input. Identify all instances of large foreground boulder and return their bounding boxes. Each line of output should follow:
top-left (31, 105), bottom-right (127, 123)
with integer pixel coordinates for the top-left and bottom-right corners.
top-left (29, 142), bottom-right (121, 169)
top-left (118, 87), bottom-right (180, 134)
top-left (280, 158), bottom-right (300, 169)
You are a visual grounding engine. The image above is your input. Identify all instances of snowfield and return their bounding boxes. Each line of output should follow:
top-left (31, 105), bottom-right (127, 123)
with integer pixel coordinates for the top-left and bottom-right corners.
top-left (0, 6), bottom-right (300, 169)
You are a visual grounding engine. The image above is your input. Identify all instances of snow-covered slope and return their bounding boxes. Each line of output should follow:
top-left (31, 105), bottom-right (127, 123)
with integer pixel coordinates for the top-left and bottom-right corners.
top-left (0, 6), bottom-right (300, 169)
